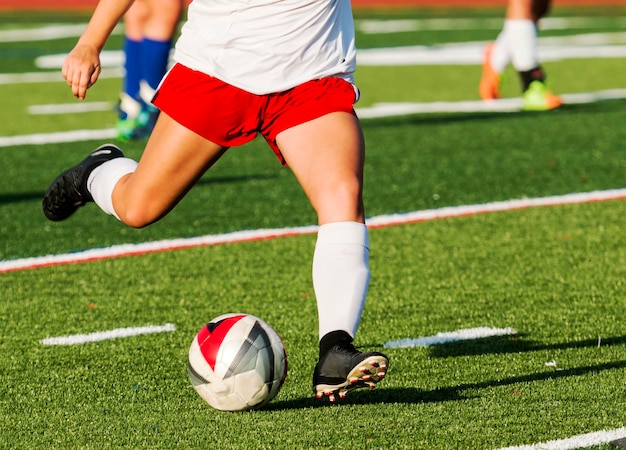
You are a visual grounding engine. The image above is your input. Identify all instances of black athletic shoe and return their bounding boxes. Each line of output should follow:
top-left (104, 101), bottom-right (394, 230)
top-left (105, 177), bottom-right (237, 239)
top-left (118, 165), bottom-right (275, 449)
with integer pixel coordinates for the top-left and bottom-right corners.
top-left (42, 144), bottom-right (124, 221)
top-left (312, 342), bottom-right (388, 402)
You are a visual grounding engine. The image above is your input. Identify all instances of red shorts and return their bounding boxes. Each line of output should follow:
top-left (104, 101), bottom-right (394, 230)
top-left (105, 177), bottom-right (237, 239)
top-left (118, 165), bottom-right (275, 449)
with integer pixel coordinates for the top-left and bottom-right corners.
top-left (152, 63), bottom-right (358, 165)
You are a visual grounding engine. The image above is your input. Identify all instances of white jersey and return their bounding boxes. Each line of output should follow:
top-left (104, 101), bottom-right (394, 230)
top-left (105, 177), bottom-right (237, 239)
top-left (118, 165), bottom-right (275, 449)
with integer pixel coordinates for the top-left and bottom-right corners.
top-left (173, 0), bottom-right (356, 95)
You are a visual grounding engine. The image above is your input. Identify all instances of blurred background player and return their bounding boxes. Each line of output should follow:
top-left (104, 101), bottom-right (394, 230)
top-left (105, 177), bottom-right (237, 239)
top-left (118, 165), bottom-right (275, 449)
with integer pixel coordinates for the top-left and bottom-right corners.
top-left (479, 0), bottom-right (562, 111)
top-left (117, 0), bottom-right (182, 141)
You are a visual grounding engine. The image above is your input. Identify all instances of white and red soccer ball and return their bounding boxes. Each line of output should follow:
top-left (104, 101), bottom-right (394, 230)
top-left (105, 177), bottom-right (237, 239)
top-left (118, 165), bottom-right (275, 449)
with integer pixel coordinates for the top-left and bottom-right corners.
top-left (188, 313), bottom-right (287, 411)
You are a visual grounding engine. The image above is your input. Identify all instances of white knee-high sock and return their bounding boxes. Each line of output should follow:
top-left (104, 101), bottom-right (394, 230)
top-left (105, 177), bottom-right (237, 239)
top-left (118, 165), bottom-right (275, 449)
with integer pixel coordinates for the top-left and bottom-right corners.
top-left (490, 28), bottom-right (511, 74)
top-left (505, 19), bottom-right (539, 72)
top-left (87, 158), bottom-right (138, 219)
top-left (491, 20), bottom-right (539, 73)
top-left (313, 221), bottom-right (370, 340)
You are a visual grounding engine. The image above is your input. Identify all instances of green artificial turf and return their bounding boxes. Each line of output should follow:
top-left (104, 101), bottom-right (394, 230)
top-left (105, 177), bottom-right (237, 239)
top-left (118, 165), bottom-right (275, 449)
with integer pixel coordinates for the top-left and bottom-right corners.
top-left (1, 6), bottom-right (625, 449)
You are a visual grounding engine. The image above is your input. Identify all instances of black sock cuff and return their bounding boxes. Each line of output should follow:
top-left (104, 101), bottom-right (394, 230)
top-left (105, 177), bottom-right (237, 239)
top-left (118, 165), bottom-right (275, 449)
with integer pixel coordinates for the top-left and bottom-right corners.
top-left (319, 330), bottom-right (353, 357)
top-left (519, 66), bottom-right (546, 92)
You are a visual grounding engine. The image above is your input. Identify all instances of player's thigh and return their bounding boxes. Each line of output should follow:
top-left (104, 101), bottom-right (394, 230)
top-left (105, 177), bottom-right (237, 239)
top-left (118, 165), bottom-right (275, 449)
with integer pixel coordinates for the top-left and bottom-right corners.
top-left (144, 0), bottom-right (181, 38)
top-left (505, 0), bottom-right (549, 20)
top-left (276, 112), bottom-right (365, 224)
top-left (115, 112), bottom-right (227, 227)
top-left (124, 0), bottom-right (149, 39)
top-left (506, 0), bottom-right (531, 19)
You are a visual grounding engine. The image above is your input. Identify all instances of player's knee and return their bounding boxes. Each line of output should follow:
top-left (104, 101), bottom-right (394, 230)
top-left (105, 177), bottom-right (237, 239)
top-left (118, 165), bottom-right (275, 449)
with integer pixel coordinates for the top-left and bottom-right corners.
top-left (118, 203), bottom-right (161, 229)
top-left (338, 176), bottom-right (362, 199)
top-left (314, 180), bottom-right (363, 221)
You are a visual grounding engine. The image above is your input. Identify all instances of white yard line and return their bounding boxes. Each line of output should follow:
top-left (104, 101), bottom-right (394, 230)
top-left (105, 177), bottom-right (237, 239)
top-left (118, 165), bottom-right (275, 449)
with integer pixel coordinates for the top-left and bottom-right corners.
top-left (0, 67), bottom-right (123, 85)
top-left (355, 17), bottom-right (626, 34)
top-left (356, 39), bottom-right (626, 66)
top-left (2, 189), bottom-right (626, 274)
top-left (1, 88), bottom-right (624, 146)
top-left (495, 427), bottom-right (626, 450)
top-left (40, 323), bottom-right (176, 345)
top-left (1, 18), bottom-right (622, 41)
top-left (0, 31), bottom-right (623, 79)
top-left (0, 128), bottom-right (117, 147)
top-left (28, 101), bottom-right (114, 115)
top-left (26, 35), bottom-right (626, 70)
top-left (356, 89), bottom-right (626, 118)
top-left (384, 327), bottom-right (517, 348)
top-left (0, 24), bottom-right (122, 42)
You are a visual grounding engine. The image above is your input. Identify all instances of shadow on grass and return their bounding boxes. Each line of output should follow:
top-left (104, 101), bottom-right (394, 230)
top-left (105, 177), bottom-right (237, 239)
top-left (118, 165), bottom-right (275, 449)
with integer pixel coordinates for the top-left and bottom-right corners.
top-left (0, 190), bottom-right (42, 204)
top-left (0, 173), bottom-right (277, 206)
top-left (267, 359), bottom-right (626, 410)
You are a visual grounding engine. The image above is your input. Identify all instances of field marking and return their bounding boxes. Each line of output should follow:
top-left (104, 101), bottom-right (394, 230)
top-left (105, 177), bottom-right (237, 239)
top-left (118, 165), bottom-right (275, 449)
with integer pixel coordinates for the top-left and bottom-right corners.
top-left (357, 88), bottom-right (626, 118)
top-left (0, 24), bottom-right (121, 42)
top-left (0, 128), bottom-right (117, 147)
top-left (356, 33), bottom-right (626, 66)
top-left (28, 101), bottom-right (114, 115)
top-left (495, 427), bottom-right (626, 450)
top-left (365, 188), bottom-right (626, 227)
top-left (0, 67), bottom-right (122, 85)
top-left (0, 31), bottom-right (622, 86)
top-left (0, 24), bottom-right (89, 42)
top-left (40, 323), bottom-right (176, 346)
top-left (358, 41), bottom-right (626, 66)
top-left (384, 327), bottom-right (517, 348)
top-left (1, 87), bottom-right (625, 146)
top-left (28, 33), bottom-right (626, 70)
top-left (14, 87), bottom-right (626, 124)
top-left (356, 17), bottom-right (626, 34)
top-left (1, 19), bottom-right (622, 42)
top-left (2, 188), bottom-right (626, 274)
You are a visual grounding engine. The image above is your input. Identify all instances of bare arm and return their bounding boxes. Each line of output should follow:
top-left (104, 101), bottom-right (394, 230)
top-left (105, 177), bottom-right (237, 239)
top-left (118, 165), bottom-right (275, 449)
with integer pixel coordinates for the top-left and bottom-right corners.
top-left (63, 0), bottom-right (135, 99)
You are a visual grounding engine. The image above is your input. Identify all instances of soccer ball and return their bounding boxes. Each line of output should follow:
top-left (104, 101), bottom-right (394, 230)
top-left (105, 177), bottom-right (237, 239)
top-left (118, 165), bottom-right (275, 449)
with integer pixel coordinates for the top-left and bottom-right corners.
top-left (188, 313), bottom-right (288, 412)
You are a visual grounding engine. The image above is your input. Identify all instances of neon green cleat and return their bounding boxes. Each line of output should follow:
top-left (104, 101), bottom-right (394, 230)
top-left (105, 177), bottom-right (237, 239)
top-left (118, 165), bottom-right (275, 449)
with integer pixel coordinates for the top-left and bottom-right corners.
top-left (115, 92), bottom-right (143, 141)
top-left (522, 81), bottom-right (563, 111)
top-left (115, 117), bottom-right (136, 142)
top-left (115, 87), bottom-right (159, 141)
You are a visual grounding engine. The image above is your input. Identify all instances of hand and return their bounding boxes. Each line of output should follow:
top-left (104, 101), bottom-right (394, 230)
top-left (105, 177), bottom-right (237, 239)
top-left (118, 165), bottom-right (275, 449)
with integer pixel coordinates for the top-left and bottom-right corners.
top-left (61, 44), bottom-right (102, 100)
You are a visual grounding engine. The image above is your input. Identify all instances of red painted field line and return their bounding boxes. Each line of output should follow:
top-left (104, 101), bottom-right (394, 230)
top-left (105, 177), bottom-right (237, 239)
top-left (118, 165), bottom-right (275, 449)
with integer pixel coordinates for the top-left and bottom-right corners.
top-left (2, 189), bottom-right (626, 274)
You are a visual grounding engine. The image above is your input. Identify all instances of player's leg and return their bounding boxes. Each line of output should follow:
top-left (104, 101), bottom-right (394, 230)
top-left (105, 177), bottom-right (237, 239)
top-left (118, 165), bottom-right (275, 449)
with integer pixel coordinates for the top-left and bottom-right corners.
top-left (132, 0), bottom-right (182, 139)
top-left (118, 0), bottom-right (181, 141)
top-left (277, 111), bottom-right (388, 402)
top-left (479, 0), bottom-right (532, 100)
top-left (143, 0), bottom-right (181, 40)
top-left (140, 0), bottom-right (181, 92)
top-left (44, 63), bottom-right (254, 227)
top-left (109, 113), bottom-right (227, 228)
top-left (117, 0), bottom-right (148, 140)
top-left (504, 0), bottom-right (542, 91)
top-left (505, 0), bottom-right (533, 19)
top-left (506, 0), bottom-right (561, 109)
top-left (278, 111), bottom-right (365, 226)
top-left (480, 0), bottom-right (560, 110)
top-left (505, 0), bottom-right (543, 91)
top-left (518, 0), bottom-right (560, 110)
top-left (43, 112), bottom-right (228, 228)
top-left (480, 0), bottom-right (535, 101)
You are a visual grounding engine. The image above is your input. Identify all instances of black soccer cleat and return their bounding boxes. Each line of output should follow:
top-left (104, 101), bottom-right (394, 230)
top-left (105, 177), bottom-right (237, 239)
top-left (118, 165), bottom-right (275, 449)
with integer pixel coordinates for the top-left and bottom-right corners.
top-left (312, 340), bottom-right (388, 402)
top-left (42, 144), bottom-right (124, 221)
